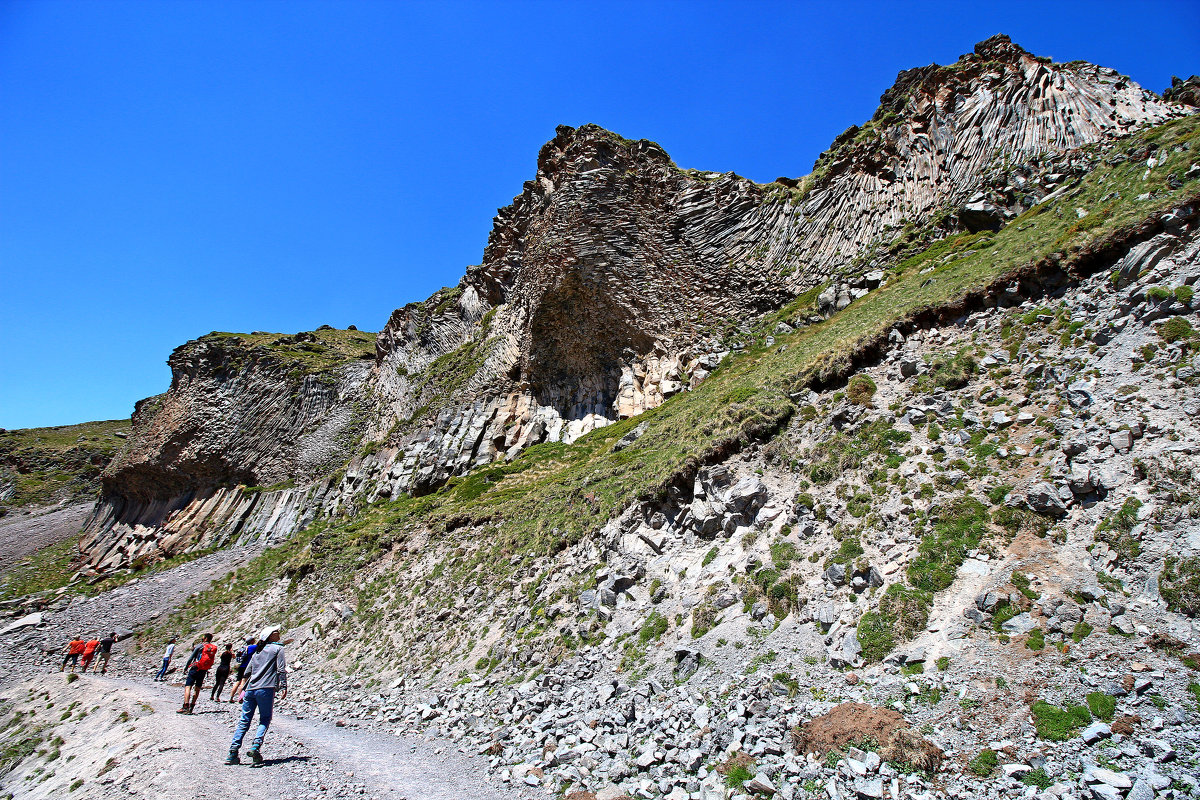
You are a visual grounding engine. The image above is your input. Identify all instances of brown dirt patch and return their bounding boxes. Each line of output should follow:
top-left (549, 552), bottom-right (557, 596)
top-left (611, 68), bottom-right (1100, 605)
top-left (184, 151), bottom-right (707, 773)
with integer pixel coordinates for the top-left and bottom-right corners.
top-left (1111, 715), bottom-right (1141, 735)
top-left (790, 702), bottom-right (943, 771)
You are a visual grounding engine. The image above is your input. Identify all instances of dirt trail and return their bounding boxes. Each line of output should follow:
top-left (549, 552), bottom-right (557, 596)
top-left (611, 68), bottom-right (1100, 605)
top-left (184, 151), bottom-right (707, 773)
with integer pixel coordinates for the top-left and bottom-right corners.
top-left (0, 672), bottom-right (533, 800)
top-left (0, 528), bottom-right (535, 800)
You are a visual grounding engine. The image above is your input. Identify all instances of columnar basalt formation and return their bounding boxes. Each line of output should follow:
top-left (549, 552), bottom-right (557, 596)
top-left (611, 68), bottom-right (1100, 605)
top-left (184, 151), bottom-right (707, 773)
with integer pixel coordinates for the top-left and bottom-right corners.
top-left (81, 35), bottom-right (1194, 570)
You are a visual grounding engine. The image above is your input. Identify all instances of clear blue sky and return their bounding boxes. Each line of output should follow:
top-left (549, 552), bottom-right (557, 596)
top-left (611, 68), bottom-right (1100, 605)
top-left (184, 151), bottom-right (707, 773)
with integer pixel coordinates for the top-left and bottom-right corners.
top-left (2, 1), bottom-right (1197, 429)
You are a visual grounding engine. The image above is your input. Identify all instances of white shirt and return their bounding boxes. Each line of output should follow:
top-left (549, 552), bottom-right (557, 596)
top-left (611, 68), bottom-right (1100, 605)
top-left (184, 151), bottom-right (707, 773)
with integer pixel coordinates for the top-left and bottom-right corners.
top-left (163, 643), bottom-right (176, 659)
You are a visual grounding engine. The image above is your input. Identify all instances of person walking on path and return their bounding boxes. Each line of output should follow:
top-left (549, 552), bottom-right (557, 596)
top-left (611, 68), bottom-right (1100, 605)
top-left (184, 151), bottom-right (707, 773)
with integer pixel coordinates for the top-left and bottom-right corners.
top-left (178, 633), bottom-right (217, 714)
top-left (60, 635), bottom-right (85, 672)
top-left (79, 636), bottom-right (101, 673)
top-left (209, 643), bottom-right (234, 701)
top-left (227, 637), bottom-right (257, 702)
top-left (97, 632), bottom-right (116, 674)
top-left (225, 626), bottom-right (287, 766)
top-left (155, 637), bottom-right (177, 681)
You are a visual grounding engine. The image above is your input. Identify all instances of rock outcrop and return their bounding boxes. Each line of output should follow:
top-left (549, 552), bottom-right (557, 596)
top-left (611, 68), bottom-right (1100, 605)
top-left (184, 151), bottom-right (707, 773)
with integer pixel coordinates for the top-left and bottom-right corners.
top-left (81, 35), bottom-right (1195, 570)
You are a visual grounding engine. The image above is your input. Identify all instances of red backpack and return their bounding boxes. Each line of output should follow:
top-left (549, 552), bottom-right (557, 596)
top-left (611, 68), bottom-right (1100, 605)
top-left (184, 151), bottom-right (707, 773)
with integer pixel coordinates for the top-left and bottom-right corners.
top-left (195, 643), bottom-right (218, 671)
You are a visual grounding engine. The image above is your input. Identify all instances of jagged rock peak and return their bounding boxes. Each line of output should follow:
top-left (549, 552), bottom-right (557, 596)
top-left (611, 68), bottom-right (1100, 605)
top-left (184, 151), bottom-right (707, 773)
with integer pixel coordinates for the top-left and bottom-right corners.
top-left (535, 123), bottom-right (675, 182)
top-left (813, 33), bottom-right (1179, 178)
top-left (1164, 75), bottom-right (1200, 107)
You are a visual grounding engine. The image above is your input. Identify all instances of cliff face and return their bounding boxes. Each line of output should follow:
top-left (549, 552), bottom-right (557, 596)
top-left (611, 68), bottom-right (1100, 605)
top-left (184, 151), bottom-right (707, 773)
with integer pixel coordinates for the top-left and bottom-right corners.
top-left (81, 329), bottom-right (375, 569)
top-left (82, 35), bottom-right (1193, 570)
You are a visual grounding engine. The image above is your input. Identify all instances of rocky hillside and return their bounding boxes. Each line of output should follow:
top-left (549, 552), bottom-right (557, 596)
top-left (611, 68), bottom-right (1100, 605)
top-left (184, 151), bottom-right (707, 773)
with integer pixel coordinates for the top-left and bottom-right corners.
top-left (146, 107), bottom-right (1200, 800)
top-left (81, 35), bottom-right (1191, 576)
top-left (0, 420), bottom-right (130, 511)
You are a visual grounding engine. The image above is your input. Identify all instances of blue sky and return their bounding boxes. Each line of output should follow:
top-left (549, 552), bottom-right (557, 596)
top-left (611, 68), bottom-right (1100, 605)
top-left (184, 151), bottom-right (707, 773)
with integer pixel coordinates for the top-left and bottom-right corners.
top-left (2, 0), bottom-right (1197, 429)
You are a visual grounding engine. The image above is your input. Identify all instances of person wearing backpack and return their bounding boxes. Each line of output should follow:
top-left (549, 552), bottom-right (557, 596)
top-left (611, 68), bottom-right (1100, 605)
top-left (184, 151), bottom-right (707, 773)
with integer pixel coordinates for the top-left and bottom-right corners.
top-left (178, 633), bottom-right (217, 714)
top-left (226, 637), bottom-right (257, 703)
top-left (225, 625), bottom-right (287, 766)
top-left (79, 636), bottom-right (101, 672)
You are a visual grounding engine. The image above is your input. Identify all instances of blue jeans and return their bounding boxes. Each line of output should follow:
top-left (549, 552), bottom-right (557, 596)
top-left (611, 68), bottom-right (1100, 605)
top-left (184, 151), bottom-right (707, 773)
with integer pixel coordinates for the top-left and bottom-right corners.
top-left (230, 688), bottom-right (274, 752)
top-left (155, 658), bottom-right (170, 680)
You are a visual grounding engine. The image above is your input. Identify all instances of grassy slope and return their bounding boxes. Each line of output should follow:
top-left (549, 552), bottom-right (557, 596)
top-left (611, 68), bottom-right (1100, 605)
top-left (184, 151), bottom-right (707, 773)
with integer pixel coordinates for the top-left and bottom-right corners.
top-left (190, 327), bottom-right (377, 375)
top-left (169, 114), bottom-right (1200, 627)
top-left (0, 419), bottom-right (131, 508)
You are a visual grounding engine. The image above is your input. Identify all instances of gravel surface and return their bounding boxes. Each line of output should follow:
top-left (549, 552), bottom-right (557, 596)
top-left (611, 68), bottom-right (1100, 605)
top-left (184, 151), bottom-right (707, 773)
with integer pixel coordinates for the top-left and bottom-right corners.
top-left (0, 502), bottom-right (92, 576)
top-left (0, 672), bottom-right (532, 800)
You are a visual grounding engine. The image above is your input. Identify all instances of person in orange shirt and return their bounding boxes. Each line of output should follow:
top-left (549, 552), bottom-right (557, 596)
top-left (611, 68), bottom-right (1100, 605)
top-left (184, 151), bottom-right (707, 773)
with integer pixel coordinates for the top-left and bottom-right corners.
top-left (80, 637), bottom-right (101, 672)
top-left (60, 635), bottom-right (86, 672)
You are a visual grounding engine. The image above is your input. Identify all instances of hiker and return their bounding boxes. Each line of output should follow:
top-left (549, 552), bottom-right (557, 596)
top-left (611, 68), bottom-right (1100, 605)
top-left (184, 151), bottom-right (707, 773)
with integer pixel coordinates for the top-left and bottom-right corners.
top-left (79, 636), bottom-right (100, 672)
top-left (97, 632), bottom-right (116, 675)
top-left (60, 635), bottom-right (85, 672)
top-left (227, 637), bottom-right (257, 703)
top-left (225, 625), bottom-right (287, 766)
top-left (155, 637), bottom-right (177, 681)
top-left (210, 643), bottom-right (234, 701)
top-left (177, 633), bottom-right (217, 714)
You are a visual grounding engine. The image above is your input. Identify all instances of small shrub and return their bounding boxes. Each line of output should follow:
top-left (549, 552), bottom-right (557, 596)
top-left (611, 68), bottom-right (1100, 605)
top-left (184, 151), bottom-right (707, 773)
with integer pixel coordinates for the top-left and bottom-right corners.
top-left (1160, 555), bottom-right (1200, 616)
top-left (936, 656), bottom-right (950, 671)
top-left (1146, 286), bottom-right (1172, 301)
top-left (1071, 621), bottom-right (1094, 642)
top-left (717, 752), bottom-right (756, 789)
top-left (1026, 628), bottom-right (1045, 651)
top-left (857, 584), bottom-right (931, 662)
top-left (1085, 691), bottom-right (1116, 721)
top-left (770, 541), bottom-right (798, 570)
top-left (1176, 285), bottom-right (1195, 304)
top-left (847, 375), bottom-right (878, 406)
top-left (1158, 316), bottom-right (1195, 345)
top-left (638, 611), bottom-right (668, 644)
top-left (702, 547), bottom-right (719, 568)
top-left (968, 748), bottom-right (998, 777)
top-left (1021, 768), bottom-right (1053, 789)
top-left (925, 349), bottom-right (978, 390)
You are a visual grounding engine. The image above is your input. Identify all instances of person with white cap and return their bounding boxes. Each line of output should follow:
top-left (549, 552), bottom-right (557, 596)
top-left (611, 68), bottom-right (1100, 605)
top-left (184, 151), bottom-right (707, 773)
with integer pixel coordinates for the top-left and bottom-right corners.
top-left (225, 625), bottom-right (287, 766)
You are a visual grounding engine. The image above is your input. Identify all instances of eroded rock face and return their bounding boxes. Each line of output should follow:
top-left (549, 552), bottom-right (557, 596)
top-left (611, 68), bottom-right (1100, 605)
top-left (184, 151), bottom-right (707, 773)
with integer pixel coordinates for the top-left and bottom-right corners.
top-left (81, 333), bottom-right (373, 569)
top-left (84, 35), bottom-right (1195, 569)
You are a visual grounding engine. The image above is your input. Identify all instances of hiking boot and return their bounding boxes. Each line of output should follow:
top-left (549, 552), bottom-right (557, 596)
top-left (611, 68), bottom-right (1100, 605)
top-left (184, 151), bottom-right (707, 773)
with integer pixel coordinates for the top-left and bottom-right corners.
top-left (224, 750), bottom-right (240, 765)
top-left (176, 707), bottom-right (189, 714)
top-left (248, 748), bottom-right (263, 767)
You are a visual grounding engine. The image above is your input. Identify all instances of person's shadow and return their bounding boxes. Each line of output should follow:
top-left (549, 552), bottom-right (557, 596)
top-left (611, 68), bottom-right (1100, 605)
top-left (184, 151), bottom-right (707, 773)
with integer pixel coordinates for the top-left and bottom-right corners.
top-left (259, 755), bottom-right (311, 767)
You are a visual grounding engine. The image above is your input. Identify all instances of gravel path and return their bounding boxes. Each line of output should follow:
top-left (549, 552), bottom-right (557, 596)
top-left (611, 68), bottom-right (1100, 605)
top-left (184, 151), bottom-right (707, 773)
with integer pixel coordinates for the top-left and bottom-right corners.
top-left (0, 672), bottom-right (532, 800)
top-left (0, 537), bottom-right (534, 800)
top-left (41, 546), bottom-right (255, 641)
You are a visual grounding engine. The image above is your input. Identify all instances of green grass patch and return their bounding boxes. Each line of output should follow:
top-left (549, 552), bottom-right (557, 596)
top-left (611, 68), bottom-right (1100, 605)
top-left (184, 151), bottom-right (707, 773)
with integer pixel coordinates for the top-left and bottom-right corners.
top-left (0, 538), bottom-right (81, 602)
top-left (908, 497), bottom-right (989, 593)
top-left (770, 540), bottom-right (798, 569)
top-left (193, 327), bottom-right (376, 376)
top-left (1030, 700), bottom-right (1091, 741)
top-left (1085, 691), bottom-right (1116, 721)
top-left (1160, 555), bottom-right (1200, 616)
top-left (846, 374), bottom-right (877, 406)
top-left (857, 583), bottom-right (931, 663)
top-left (968, 748), bottom-right (998, 777)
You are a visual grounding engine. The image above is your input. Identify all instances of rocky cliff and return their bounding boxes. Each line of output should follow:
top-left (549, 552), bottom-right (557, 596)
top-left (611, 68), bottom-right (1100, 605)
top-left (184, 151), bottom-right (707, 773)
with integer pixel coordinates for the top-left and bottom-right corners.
top-left (82, 35), bottom-right (1191, 573)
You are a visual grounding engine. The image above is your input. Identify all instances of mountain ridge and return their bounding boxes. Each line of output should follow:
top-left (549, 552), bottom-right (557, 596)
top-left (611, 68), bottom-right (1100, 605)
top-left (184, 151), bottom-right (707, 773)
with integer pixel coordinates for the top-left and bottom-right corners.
top-left (72, 35), bottom-right (1195, 574)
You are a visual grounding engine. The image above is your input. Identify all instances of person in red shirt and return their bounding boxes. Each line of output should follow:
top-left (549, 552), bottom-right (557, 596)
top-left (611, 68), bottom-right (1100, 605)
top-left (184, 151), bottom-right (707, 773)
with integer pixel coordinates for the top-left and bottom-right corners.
top-left (80, 637), bottom-right (101, 672)
top-left (60, 635), bottom-right (85, 672)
